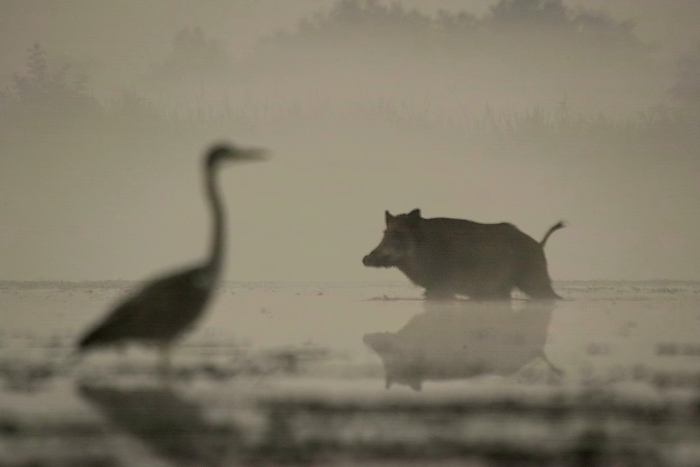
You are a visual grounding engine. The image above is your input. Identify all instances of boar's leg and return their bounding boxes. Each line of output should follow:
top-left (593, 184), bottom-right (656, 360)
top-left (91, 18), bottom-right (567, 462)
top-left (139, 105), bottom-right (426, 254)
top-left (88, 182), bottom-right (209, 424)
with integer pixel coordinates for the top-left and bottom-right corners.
top-left (493, 284), bottom-right (515, 300)
top-left (467, 285), bottom-right (514, 301)
top-left (516, 260), bottom-right (561, 300)
top-left (521, 282), bottom-right (561, 299)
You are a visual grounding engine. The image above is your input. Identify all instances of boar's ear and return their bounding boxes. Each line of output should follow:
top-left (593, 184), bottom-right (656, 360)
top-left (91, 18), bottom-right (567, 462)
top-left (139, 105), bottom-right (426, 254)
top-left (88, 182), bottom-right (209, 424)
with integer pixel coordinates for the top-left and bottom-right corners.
top-left (406, 209), bottom-right (421, 228)
top-left (385, 210), bottom-right (395, 225)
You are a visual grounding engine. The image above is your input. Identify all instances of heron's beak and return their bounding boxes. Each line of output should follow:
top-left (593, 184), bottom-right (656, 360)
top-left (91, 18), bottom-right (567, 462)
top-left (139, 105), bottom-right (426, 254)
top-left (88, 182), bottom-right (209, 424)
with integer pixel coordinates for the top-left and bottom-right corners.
top-left (235, 147), bottom-right (269, 162)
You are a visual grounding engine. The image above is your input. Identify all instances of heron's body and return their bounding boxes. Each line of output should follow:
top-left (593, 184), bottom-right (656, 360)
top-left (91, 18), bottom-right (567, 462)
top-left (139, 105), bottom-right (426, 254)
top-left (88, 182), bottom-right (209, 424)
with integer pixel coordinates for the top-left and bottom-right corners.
top-left (76, 144), bottom-right (266, 365)
top-left (79, 265), bottom-right (212, 348)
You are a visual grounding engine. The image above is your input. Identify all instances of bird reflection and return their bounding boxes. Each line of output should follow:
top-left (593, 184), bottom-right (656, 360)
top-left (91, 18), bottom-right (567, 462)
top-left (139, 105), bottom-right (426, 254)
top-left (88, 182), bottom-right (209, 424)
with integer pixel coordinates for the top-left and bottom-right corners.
top-left (364, 300), bottom-right (559, 391)
top-left (78, 383), bottom-right (240, 466)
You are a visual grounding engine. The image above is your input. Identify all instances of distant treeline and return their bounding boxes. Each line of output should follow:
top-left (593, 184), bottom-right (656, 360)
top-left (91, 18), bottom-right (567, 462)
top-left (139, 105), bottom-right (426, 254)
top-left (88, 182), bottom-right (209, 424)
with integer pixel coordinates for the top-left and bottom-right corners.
top-left (255, 0), bottom-right (644, 62)
top-left (1, 0), bottom-right (700, 147)
top-left (151, 0), bottom-right (655, 105)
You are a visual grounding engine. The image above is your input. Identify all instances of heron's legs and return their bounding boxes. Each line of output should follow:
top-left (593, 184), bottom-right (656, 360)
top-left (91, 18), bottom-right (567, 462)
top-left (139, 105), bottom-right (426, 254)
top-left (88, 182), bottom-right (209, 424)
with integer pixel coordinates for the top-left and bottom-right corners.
top-left (158, 343), bottom-right (173, 380)
top-left (541, 353), bottom-right (563, 377)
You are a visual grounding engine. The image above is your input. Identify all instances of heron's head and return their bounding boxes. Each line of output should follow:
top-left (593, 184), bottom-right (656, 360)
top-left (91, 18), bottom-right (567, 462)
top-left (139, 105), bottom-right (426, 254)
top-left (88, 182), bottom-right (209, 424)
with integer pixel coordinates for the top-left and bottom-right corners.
top-left (206, 143), bottom-right (268, 169)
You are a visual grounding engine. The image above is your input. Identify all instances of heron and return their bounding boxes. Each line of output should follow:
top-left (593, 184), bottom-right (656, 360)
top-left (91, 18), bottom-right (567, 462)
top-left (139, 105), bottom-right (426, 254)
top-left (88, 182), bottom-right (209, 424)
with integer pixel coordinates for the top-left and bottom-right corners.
top-left (76, 143), bottom-right (267, 374)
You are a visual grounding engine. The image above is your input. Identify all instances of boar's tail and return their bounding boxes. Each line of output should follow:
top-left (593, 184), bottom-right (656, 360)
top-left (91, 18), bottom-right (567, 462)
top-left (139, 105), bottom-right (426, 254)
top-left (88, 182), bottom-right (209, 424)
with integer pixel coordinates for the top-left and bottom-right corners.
top-left (540, 220), bottom-right (566, 247)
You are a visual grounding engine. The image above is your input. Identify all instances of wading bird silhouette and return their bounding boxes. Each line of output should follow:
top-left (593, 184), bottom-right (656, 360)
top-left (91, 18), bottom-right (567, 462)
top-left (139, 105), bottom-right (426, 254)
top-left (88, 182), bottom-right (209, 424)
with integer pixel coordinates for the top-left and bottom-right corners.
top-left (76, 143), bottom-right (267, 374)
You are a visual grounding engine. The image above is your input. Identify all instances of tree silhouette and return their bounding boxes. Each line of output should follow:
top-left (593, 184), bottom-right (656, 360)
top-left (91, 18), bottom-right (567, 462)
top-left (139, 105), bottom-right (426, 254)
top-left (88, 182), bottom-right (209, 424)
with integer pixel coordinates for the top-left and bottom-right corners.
top-left (489, 0), bottom-right (568, 30)
top-left (254, 0), bottom-right (642, 64)
top-left (481, 0), bottom-right (642, 63)
top-left (264, 0), bottom-right (435, 50)
top-left (11, 43), bottom-right (96, 116)
top-left (13, 43), bottom-right (49, 100)
top-left (155, 27), bottom-right (233, 83)
top-left (671, 42), bottom-right (700, 111)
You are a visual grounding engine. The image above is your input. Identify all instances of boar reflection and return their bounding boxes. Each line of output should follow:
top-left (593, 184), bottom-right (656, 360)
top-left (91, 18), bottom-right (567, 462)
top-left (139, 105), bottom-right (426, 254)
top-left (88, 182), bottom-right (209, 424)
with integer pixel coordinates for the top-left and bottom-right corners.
top-left (78, 383), bottom-right (239, 466)
top-left (364, 300), bottom-right (559, 390)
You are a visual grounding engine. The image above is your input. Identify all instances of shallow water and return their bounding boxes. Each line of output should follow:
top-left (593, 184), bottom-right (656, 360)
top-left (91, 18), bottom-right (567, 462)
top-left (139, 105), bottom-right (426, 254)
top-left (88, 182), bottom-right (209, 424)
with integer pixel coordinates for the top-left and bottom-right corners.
top-left (1, 280), bottom-right (700, 466)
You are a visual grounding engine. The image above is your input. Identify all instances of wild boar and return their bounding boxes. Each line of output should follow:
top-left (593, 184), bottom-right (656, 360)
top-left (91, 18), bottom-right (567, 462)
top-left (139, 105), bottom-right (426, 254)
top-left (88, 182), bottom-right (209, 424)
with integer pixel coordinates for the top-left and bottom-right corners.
top-left (362, 209), bottom-right (564, 300)
top-left (363, 300), bottom-right (560, 391)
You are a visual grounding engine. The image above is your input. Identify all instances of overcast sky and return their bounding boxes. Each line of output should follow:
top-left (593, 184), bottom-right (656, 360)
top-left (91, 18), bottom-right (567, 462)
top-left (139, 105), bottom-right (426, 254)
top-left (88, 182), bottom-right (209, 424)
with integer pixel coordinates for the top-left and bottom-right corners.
top-left (2, 1), bottom-right (700, 283)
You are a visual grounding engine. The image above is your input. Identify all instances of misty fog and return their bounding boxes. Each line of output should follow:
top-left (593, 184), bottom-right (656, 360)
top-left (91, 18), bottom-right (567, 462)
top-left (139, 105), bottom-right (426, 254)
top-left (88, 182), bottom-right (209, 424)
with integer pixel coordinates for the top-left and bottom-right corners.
top-left (2, 0), bottom-right (700, 282)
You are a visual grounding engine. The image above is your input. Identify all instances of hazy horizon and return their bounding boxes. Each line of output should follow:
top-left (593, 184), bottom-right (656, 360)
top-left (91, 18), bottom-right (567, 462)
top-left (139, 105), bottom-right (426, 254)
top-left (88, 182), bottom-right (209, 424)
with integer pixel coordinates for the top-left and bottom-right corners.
top-left (2, 0), bottom-right (700, 283)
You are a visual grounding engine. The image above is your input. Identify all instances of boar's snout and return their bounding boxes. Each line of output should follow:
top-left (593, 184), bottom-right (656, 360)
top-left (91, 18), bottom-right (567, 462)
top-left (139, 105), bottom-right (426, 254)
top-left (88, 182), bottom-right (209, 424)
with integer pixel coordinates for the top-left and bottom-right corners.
top-left (363, 251), bottom-right (392, 267)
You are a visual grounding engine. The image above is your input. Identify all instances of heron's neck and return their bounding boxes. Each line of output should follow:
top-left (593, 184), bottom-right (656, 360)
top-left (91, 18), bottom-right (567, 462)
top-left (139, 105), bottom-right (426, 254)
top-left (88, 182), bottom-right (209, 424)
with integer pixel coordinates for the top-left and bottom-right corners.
top-left (205, 165), bottom-right (226, 276)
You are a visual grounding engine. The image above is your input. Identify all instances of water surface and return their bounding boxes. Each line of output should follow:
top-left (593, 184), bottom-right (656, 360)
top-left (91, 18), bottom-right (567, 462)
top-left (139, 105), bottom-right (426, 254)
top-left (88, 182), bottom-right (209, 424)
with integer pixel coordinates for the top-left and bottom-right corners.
top-left (1, 280), bottom-right (699, 466)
